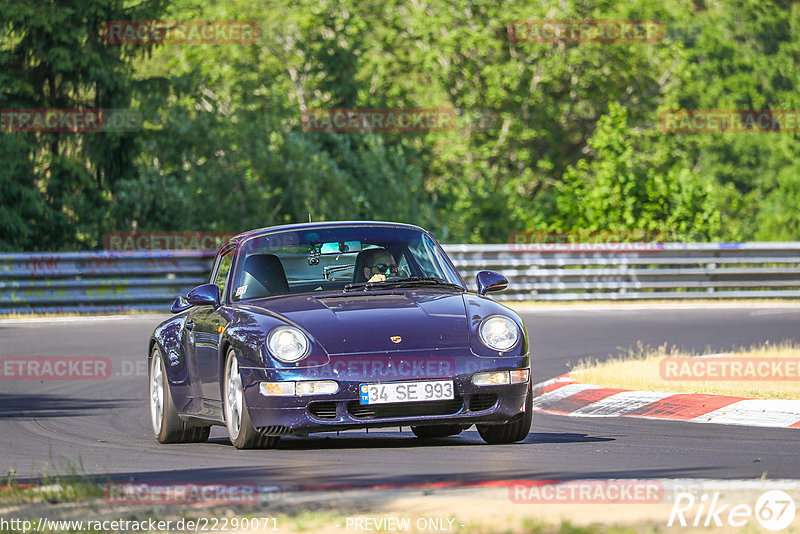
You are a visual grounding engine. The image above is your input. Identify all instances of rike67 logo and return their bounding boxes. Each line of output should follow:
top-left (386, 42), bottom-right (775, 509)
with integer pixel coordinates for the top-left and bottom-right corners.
top-left (669, 490), bottom-right (796, 531)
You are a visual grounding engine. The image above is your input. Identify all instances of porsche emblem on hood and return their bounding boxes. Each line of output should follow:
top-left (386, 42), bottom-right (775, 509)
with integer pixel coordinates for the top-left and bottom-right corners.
top-left (390, 336), bottom-right (402, 343)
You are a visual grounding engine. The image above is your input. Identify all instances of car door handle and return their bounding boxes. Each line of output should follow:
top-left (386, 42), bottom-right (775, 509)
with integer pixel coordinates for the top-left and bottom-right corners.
top-left (185, 320), bottom-right (195, 331)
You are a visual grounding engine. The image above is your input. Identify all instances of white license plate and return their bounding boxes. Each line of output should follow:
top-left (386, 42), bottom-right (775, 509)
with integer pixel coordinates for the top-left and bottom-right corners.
top-left (359, 380), bottom-right (454, 405)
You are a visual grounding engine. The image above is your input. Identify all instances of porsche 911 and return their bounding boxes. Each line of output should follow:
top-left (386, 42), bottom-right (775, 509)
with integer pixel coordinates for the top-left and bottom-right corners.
top-left (148, 221), bottom-right (532, 448)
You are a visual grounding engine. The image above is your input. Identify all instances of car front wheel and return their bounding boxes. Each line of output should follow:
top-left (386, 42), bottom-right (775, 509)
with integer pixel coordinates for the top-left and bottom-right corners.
top-left (149, 346), bottom-right (209, 443)
top-left (223, 348), bottom-right (280, 449)
top-left (476, 385), bottom-right (532, 444)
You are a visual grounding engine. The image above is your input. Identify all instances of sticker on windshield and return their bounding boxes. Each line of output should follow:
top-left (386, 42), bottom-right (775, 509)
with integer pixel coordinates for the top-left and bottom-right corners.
top-left (235, 285), bottom-right (248, 297)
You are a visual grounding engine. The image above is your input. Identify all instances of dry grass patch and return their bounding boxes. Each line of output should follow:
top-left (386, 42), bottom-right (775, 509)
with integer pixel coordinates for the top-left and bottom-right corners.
top-left (571, 342), bottom-right (800, 399)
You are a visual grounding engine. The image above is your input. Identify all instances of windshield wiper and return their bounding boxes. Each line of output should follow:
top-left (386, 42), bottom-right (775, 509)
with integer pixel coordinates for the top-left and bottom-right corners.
top-left (343, 277), bottom-right (464, 292)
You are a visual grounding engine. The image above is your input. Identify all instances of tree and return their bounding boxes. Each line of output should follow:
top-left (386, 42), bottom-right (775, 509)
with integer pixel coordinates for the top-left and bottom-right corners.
top-left (0, 0), bottom-right (167, 250)
top-left (552, 102), bottom-right (722, 240)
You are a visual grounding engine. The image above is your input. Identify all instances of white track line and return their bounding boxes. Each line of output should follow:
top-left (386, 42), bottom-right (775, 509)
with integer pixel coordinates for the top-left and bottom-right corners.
top-left (692, 399), bottom-right (800, 428)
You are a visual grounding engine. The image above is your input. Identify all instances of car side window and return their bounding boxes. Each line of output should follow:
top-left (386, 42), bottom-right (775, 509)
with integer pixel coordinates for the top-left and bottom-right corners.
top-left (407, 237), bottom-right (437, 274)
top-left (395, 252), bottom-right (412, 278)
top-left (212, 252), bottom-right (234, 299)
top-left (407, 235), bottom-right (461, 284)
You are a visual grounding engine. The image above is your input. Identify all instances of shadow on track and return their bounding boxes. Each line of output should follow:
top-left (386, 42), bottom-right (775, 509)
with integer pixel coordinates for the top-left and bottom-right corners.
top-left (0, 393), bottom-right (136, 419)
top-left (199, 430), bottom-right (614, 450)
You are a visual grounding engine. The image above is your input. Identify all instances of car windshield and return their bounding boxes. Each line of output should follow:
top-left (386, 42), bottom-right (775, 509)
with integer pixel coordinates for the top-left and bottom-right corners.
top-left (230, 226), bottom-right (464, 300)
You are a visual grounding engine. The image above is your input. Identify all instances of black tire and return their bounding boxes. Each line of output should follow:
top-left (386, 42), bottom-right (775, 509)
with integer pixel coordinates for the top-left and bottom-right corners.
top-left (149, 346), bottom-right (210, 444)
top-left (411, 425), bottom-right (464, 438)
top-left (223, 348), bottom-right (280, 449)
top-left (476, 385), bottom-right (533, 444)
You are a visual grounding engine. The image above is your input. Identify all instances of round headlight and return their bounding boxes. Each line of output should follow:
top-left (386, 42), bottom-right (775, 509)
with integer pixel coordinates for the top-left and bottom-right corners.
top-left (267, 326), bottom-right (310, 363)
top-left (479, 315), bottom-right (519, 352)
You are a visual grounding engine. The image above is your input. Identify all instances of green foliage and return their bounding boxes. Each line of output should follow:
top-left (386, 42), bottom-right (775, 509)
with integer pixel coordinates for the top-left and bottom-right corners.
top-left (0, 0), bottom-right (168, 250)
top-left (552, 103), bottom-right (721, 240)
top-left (1, 0), bottom-right (799, 250)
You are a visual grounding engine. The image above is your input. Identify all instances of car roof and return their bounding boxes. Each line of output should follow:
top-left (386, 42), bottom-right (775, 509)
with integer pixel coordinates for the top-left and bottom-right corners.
top-left (221, 221), bottom-right (428, 249)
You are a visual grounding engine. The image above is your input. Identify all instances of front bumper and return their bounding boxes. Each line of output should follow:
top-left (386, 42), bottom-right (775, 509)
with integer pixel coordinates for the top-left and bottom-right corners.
top-left (239, 352), bottom-right (530, 435)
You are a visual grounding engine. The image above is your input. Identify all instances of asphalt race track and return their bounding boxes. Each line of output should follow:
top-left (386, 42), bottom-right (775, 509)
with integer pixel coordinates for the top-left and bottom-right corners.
top-left (1, 304), bottom-right (799, 487)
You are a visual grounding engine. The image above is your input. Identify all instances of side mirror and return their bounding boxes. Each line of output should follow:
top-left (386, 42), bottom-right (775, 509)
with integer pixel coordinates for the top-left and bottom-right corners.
top-left (170, 296), bottom-right (192, 313)
top-left (186, 283), bottom-right (221, 307)
top-left (476, 270), bottom-right (508, 296)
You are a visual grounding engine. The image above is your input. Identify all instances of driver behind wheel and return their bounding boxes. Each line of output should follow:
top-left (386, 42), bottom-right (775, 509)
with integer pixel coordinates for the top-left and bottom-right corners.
top-left (362, 248), bottom-right (399, 283)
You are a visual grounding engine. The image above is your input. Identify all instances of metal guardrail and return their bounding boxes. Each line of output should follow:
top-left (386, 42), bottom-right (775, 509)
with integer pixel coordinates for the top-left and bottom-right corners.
top-left (447, 242), bottom-right (800, 300)
top-left (1, 243), bottom-right (799, 313)
top-left (0, 250), bottom-right (215, 314)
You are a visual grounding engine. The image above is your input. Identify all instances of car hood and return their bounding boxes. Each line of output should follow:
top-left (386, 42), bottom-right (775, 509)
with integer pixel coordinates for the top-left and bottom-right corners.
top-left (252, 291), bottom-right (470, 355)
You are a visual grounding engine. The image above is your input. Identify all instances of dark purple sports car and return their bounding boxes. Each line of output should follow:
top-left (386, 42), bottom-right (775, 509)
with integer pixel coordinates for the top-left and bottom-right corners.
top-left (148, 222), bottom-right (531, 448)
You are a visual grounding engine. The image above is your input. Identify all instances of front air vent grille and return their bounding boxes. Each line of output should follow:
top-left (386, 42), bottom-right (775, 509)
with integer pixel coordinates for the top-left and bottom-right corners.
top-left (469, 394), bottom-right (498, 412)
top-left (347, 398), bottom-right (463, 420)
top-left (258, 425), bottom-right (293, 436)
top-left (309, 401), bottom-right (338, 420)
